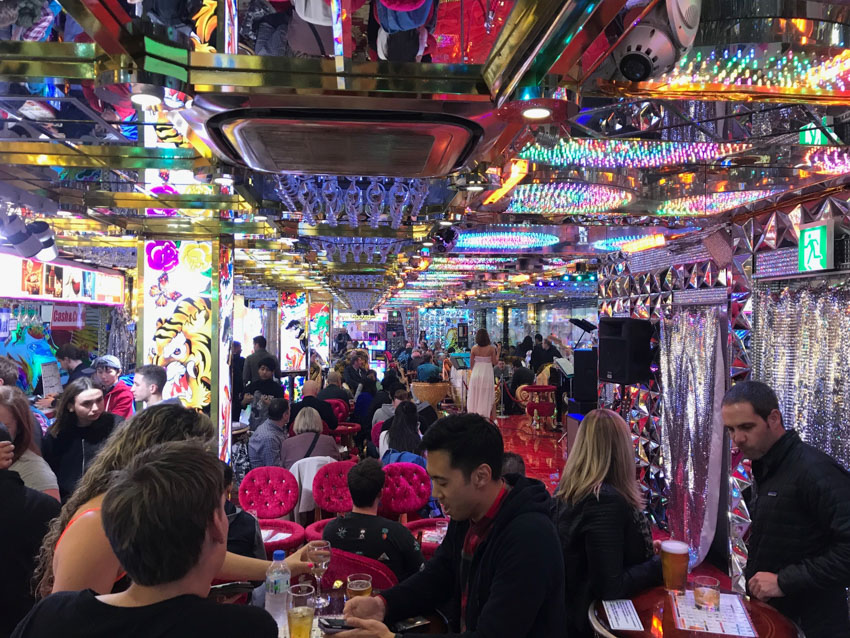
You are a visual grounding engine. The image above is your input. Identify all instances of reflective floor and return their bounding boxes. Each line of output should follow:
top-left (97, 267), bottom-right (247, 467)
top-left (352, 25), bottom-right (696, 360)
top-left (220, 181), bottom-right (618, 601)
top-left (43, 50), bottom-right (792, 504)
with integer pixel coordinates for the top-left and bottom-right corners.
top-left (495, 414), bottom-right (568, 493)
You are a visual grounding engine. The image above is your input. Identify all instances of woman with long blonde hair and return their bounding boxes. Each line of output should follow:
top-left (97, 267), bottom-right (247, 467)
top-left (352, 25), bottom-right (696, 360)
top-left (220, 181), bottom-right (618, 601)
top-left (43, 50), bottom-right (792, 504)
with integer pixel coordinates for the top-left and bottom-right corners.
top-left (553, 408), bottom-right (662, 637)
top-left (35, 403), bottom-right (310, 597)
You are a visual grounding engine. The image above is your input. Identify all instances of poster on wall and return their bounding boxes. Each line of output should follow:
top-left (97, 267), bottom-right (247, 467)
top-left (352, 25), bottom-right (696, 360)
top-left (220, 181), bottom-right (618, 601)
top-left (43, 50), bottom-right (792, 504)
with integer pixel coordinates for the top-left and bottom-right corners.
top-left (309, 302), bottom-right (330, 367)
top-left (217, 244), bottom-right (234, 462)
top-left (142, 240), bottom-right (213, 409)
top-left (280, 292), bottom-right (308, 371)
top-left (0, 319), bottom-right (55, 393)
top-left (0, 254), bottom-right (124, 306)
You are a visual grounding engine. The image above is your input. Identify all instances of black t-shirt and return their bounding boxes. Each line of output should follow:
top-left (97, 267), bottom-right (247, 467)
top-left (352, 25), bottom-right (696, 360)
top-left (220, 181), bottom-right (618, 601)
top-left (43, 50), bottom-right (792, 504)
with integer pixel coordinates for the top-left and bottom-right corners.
top-left (323, 513), bottom-right (423, 582)
top-left (244, 379), bottom-right (286, 431)
top-left (11, 590), bottom-right (277, 638)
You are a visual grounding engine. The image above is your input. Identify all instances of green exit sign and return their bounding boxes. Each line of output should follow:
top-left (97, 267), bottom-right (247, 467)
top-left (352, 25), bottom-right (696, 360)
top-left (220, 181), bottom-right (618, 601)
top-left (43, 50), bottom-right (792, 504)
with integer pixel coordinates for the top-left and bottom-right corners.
top-left (799, 220), bottom-right (834, 272)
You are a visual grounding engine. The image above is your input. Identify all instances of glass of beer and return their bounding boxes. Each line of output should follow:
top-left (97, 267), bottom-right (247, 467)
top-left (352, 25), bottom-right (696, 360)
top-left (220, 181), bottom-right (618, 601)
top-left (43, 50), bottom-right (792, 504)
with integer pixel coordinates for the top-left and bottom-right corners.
top-left (693, 576), bottom-right (720, 611)
top-left (346, 573), bottom-right (373, 598)
top-left (660, 540), bottom-right (690, 591)
top-left (288, 584), bottom-right (316, 638)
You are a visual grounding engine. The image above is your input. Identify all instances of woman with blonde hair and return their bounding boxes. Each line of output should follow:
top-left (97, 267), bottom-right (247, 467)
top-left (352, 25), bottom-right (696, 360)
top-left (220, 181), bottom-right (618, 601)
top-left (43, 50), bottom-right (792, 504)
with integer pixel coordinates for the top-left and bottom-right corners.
top-left (279, 406), bottom-right (340, 469)
top-left (35, 403), bottom-right (310, 597)
top-left (553, 408), bottom-right (662, 637)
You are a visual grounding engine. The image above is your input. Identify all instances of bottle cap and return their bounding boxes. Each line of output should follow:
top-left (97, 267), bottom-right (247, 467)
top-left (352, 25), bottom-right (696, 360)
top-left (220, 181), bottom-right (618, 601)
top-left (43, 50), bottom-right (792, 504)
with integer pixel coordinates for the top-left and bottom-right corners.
top-left (273, 550), bottom-right (286, 561)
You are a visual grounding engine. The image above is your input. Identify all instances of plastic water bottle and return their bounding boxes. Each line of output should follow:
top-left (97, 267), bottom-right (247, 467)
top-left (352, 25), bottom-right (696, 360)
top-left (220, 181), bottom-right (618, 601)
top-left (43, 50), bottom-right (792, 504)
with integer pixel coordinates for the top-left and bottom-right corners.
top-left (265, 550), bottom-right (291, 632)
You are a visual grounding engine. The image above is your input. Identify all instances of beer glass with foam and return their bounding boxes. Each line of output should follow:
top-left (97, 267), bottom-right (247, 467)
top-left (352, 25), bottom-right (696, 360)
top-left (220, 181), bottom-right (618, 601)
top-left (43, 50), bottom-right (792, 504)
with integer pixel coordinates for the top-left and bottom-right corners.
top-left (660, 540), bottom-right (689, 591)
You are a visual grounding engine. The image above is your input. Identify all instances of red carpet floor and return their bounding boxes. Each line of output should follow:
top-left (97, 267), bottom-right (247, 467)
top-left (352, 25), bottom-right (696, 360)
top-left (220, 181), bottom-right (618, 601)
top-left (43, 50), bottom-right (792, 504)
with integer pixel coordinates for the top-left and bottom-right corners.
top-left (495, 414), bottom-right (568, 493)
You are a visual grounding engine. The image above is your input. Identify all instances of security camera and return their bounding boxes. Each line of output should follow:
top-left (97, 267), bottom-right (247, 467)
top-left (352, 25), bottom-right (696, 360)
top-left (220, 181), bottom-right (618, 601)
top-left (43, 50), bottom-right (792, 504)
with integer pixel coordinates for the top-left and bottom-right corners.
top-left (613, 0), bottom-right (701, 82)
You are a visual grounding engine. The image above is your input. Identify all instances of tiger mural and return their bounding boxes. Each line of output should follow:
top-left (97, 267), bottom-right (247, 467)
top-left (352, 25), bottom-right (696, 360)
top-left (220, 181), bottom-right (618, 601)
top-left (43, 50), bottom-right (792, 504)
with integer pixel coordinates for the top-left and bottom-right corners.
top-left (149, 298), bottom-right (213, 409)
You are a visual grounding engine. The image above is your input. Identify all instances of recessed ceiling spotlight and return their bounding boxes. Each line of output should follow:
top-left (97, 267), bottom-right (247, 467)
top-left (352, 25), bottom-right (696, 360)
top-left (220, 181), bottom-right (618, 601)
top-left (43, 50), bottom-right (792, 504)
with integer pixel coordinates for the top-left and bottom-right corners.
top-left (129, 84), bottom-right (164, 108)
top-left (439, 220), bottom-right (453, 227)
top-left (214, 174), bottom-right (234, 187)
top-left (522, 106), bottom-right (552, 120)
top-left (254, 215), bottom-right (267, 221)
top-left (422, 241), bottom-right (434, 247)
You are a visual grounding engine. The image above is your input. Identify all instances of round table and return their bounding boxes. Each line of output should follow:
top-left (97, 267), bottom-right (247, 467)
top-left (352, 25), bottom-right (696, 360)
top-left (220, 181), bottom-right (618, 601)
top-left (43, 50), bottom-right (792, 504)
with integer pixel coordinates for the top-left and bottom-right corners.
top-left (590, 587), bottom-right (802, 638)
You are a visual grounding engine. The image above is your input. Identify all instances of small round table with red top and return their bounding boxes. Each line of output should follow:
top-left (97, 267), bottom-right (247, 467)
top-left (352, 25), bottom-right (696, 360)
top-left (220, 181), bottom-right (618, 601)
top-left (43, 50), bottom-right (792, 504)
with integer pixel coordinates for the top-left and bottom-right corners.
top-left (590, 586), bottom-right (802, 638)
top-left (524, 385), bottom-right (557, 430)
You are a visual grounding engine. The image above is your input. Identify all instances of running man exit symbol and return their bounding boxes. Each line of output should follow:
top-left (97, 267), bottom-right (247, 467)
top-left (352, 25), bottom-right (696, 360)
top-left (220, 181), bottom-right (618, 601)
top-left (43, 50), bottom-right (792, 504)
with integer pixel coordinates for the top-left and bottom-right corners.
top-left (798, 221), bottom-right (833, 272)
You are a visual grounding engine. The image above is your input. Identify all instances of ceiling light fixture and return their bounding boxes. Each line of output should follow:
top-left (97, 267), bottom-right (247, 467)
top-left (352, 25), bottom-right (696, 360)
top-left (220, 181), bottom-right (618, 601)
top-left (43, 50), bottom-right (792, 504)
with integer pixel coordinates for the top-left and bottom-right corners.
top-left (214, 173), bottom-right (235, 187)
top-left (129, 84), bottom-right (164, 108)
top-left (522, 106), bottom-right (552, 120)
top-left (483, 159), bottom-right (530, 205)
top-left (439, 220), bottom-right (454, 227)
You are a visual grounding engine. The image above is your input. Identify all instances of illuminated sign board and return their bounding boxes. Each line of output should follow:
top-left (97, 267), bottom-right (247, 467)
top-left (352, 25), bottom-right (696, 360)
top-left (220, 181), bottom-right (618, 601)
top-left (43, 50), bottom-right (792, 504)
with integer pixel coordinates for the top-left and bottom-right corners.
top-left (798, 220), bottom-right (834, 272)
top-left (0, 254), bottom-right (125, 306)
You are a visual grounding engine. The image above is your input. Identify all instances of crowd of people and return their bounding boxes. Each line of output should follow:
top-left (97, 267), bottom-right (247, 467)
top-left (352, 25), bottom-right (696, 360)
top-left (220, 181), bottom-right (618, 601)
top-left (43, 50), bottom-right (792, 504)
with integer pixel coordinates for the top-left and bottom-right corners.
top-left (2, 323), bottom-right (850, 638)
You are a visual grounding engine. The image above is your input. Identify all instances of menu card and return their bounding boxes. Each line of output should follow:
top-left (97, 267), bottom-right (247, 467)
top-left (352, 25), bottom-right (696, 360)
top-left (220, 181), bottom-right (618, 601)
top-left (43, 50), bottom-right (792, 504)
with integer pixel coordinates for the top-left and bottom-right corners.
top-left (671, 591), bottom-right (757, 636)
top-left (602, 600), bottom-right (644, 631)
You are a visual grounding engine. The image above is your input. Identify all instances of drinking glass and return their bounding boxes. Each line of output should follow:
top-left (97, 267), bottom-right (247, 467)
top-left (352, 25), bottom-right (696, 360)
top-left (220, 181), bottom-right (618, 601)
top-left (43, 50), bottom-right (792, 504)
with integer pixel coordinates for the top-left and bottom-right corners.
top-left (693, 576), bottom-right (720, 611)
top-left (307, 540), bottom-right (332, 609)
top-left (435, 519), bottom-right (448, 541)
top-left (660, 540), bottom-right (690, 591)
top-left (288, 584), bottom-right (316, 638)
top-left (346, 573), bottom-right (373, 598)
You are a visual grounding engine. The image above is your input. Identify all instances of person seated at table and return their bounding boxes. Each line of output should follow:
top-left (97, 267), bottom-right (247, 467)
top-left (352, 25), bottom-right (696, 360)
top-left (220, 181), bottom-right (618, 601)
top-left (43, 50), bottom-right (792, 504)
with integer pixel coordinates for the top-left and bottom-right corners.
top-left (221, 462), bottom-right (265, 560)
top-left (41, 378), bottom-right (124, 503)
top-left (501, 452), bottom-right (525, 477)
top-left (340, 413), bottom-right (565, 638)
top-left (323, 459), bottom-right (423, 582)
top-left (93, 355), bottom-right (134, 419)
top-left (317, 371), bottom-right (352, 403)
top-left (372, 387), bottom-right (409, 429)
top-left (416, 354), bottom-right (440, 383)
top-left (288, 380), bottom-right (338, 432)
top-left (13, 440), bottom-right (278, 638)
top-left (33, 403), bottom-right (312, 599)
top-left (552, 408), bottom-right (662, 638)
top-left (242, 357), bottom-right (285, 432)
top-left (248, 398), bottom-right (290, 470)
top-left (0, 386), bottom-right (59, 500)
top-left (279, 407), bottom-right (340, 470)
top-left (353, 377), bottom-right (379, 429)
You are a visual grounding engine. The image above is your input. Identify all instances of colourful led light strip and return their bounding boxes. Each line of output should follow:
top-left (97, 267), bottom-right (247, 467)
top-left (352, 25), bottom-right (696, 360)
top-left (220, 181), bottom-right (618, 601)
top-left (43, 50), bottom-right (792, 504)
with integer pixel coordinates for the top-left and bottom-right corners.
top-left (656, 190), bottom-right (779, 216)
top-left (483, 159), bottom-right (529, 205)
top-left (803, 147), bottom-right (850, 175)
top-left (508, 182), bottom-right (633, 214)
top-left (621, 234), bottom-right (666, 253)
top-left (591, 235), bottom-right (646, 251)
top-left (456, 231), bottom-right (561, 250)
top-left (519, 138), bottom-right (751, 169)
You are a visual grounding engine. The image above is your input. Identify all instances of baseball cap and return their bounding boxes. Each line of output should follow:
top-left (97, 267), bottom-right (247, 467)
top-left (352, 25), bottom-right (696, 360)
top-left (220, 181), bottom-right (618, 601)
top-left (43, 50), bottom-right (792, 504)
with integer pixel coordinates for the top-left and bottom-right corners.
top-left (93, 355), bottom-right (121, 371)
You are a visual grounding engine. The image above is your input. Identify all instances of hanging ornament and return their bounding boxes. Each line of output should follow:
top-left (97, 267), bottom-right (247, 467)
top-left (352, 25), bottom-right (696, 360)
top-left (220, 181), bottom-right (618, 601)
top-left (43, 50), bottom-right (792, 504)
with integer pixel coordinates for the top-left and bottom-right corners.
top-left (345, 179), bottom-right (362, 228)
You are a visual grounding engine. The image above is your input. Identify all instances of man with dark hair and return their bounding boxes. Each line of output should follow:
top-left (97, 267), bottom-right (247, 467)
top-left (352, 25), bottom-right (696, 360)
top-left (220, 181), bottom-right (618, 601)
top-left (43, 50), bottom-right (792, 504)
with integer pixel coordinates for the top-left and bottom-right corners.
top-left (230, 342), bottom-right (245, 420)
top-left (248, 398), bottom-right (290, 469)
top-left (11, 440), bottom-right (277, 638)
top-left (242, 357), bottom-right (285, 431)
top-left (416, 353), bottom-right (439, 383)
top-left (93, 355), bottom-right (134, 419)
top-left (323, 459), bottom-right (423, 581)
top-left (722, 380), bottom-right (850, 638)
top-left (243, 335), bottom-right (279, 389)
top-left (221, 462), bottom-right (265, 560)
top-left (54, 344), bottom-right (92, 384)
top-left (501, 452), bottom-right (525, 476)
top-left (529, 334), bottom-right (545, 374)
top-left (344, 354), bottom-right (367, 394)
top-left (318, 370), bottom-right (352, 402)
top-left (342, 414), bottom-right (565, 638)
top-left (131, 364), bottom-right (178, 408)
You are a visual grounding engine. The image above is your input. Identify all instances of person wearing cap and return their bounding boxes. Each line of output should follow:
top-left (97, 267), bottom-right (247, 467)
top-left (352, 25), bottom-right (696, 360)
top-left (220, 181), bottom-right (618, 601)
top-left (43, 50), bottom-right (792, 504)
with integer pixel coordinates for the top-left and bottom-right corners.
top-left (94, 355), bottom-right (134, 419)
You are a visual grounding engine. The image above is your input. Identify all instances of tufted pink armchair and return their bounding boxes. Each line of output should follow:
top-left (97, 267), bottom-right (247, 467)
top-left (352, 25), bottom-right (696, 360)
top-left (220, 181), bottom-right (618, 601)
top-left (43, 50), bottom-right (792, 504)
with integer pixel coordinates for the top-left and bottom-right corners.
top-left (320, 548), bottom-right (398, 592)
top-left (326, 399), bottom-right (350, 422)
top-left (404, 518), bottom-right (449, 561)
top-left (379, 462), bottom-right (432, 524)
top-left (238, 467), bottom-right (305, 554)
top-left (304, 460), bottom-right (355, 540)
top-left (371, 420), bottom-right (385, 447)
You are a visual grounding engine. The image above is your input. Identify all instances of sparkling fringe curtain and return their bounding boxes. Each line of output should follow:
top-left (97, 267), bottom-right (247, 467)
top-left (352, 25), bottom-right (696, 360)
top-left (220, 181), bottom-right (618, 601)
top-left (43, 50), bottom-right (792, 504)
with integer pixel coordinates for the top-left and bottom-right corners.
top-left (753, 287), bottom-right (850, 469)
top-left (660, 306), bottom-right (726, 567)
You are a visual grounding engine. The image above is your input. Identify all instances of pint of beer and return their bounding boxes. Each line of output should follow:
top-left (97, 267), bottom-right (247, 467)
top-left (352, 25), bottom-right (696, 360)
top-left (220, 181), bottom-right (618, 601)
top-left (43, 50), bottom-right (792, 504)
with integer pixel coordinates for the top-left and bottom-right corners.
top-left (660, 540), bottom-right (689, 591)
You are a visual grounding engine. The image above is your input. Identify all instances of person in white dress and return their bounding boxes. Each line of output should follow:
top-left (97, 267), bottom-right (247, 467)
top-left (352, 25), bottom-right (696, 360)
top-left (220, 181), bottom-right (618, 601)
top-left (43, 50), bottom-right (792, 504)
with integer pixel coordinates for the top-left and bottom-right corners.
top-left (466, 329), bottom-right (500, 421)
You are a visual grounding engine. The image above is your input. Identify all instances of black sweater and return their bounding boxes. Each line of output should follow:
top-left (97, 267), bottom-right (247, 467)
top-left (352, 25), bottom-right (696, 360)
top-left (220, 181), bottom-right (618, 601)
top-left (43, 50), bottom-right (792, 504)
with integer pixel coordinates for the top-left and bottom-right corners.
top-left (746, 430), bottom-right (850, 638)
top-left (41, 413), bottom-right (123, 502)
top-left (553, 484), bottom-right (662, 638)
top-left (381, 475), bottom-right (565, 638)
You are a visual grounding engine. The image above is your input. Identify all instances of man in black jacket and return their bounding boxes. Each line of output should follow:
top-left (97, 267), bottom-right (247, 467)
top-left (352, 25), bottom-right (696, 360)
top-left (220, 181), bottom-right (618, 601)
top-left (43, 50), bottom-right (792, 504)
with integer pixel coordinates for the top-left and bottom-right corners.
top-left (340, 413), bottom-right (565, 638)
top-left (529, 334), bottom-right (545, 373)
top-left (722, 381), bottom-right (850, 638)
top-left (344, 355), bottom-right (367, 394)
top-left (288, 380), bottom-right (338, 431)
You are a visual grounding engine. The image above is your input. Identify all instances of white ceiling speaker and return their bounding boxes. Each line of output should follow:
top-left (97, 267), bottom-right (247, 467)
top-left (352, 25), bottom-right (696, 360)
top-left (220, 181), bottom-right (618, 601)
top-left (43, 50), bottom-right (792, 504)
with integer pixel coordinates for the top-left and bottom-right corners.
top-left (613, 0), bottom-right (701, 82)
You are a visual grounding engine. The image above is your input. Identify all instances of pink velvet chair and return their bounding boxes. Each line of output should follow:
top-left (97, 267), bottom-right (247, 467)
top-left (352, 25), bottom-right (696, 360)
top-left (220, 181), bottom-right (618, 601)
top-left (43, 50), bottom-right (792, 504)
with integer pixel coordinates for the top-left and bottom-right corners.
top-left (238, 467), bottom-right (306, 555)
top-left (304, 460), bottom-right (355, 540)
top-left (326, 398), bottom-right (350, 422)
top-left (379, 462), bottom-right (432, 524)
top-left (320, 548), bottom-right (398, 592)
top-left (371, 421), bottom-right (385, 447)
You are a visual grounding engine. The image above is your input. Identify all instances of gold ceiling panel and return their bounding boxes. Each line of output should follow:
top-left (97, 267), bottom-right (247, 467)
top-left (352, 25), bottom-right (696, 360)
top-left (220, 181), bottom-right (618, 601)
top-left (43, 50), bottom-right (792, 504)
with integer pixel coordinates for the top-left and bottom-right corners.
top-left (0, 41), bottom-right (97, 81)
top-left (61, 191), bottom-right (251, 211)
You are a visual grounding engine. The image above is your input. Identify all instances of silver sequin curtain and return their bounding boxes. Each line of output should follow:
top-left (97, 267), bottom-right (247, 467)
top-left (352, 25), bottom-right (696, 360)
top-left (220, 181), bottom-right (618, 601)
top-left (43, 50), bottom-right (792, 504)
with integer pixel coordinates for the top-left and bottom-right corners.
top-left (660, 306), bottom-right (726, 567)
top-left (753, 286), bottom-right (850, 469)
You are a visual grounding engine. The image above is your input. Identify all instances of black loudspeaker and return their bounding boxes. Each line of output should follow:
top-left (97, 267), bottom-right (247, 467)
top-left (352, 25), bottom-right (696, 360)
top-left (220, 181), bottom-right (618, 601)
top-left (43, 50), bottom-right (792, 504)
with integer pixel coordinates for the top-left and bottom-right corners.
top-left (598, 317), bottom-right (654, 385)
top-left (571, 348), bottom-right (598, 401)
